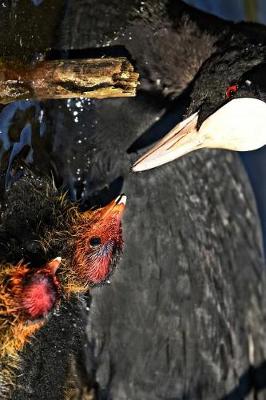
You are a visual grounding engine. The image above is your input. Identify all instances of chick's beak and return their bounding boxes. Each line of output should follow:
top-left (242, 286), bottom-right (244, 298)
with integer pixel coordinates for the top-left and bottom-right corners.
top-left (100, 194), bottom-right (127, 221)
top-left (133, 98), bottom-right (266, 172)
top-left (47, 257), bottom-right (62, 274)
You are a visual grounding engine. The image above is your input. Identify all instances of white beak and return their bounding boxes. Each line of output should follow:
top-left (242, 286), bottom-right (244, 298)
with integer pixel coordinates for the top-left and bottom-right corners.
top-left (133, 98), bottom-right (266, 172)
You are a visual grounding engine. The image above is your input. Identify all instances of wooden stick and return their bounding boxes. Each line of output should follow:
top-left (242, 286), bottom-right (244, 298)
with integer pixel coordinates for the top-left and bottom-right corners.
top-left (0, 58), bottom-right (139, 104)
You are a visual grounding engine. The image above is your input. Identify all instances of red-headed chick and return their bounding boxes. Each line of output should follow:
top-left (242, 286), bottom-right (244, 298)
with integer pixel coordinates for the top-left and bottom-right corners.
top-left (61, 194), bottom-right (127, 293)
top-left (0, 257), bottom-right (61, 399)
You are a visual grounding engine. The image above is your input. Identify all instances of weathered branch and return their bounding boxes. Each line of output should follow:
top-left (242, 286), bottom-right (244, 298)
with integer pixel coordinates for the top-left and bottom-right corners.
top-left (0, 57), bottom-right (139, 104)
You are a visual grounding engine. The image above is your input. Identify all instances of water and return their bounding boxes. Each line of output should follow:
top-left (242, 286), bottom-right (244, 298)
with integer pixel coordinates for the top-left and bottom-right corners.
top-left (187, 0), bottom-right (246, 20)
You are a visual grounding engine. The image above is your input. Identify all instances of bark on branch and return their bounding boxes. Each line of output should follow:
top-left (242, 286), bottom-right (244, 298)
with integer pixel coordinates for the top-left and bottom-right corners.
top-left (0, 57), bottom-right (139, 104)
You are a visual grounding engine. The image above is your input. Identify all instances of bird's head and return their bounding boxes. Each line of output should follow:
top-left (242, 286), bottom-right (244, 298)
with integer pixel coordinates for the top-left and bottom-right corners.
top-left (0, 170), bottom-right (127, 293)
top-left (66, 194), bottom-right (126, 291)
top-left (133, 44), bottom-right (266, 171)
top-left (7, 257), bottom-right (61, 321)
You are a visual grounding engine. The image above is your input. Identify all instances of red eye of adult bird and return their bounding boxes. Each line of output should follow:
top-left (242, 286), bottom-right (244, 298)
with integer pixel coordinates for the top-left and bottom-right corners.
top-left (226, 84), bottom-right (238, 99)
top-left (71, 194), bottom-right (126, 288)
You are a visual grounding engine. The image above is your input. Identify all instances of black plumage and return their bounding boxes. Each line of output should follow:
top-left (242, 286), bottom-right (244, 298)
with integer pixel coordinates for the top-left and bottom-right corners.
top-left (0, 1), bottom-right (265, 399)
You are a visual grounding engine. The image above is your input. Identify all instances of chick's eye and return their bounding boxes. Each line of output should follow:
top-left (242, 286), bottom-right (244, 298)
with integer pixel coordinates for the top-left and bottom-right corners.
top-left (89, 236), bottom-right (102, 247)
top-left (226, 84), bottom-right (238, 99)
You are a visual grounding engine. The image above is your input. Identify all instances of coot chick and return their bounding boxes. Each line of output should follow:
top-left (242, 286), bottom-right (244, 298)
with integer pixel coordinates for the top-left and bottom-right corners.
top-left (0, 257), bottom-right (61, 399)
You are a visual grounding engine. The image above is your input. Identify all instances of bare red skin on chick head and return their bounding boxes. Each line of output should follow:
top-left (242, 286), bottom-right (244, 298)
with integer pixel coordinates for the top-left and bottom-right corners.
top-left (22, 276), bottom-right (57, 319)
top-left (21, 258), bottom-right (61, 319)
top-left (10, 258), bottom-right (61, 320)
top-left (73, 195), bottom-right (126, 286)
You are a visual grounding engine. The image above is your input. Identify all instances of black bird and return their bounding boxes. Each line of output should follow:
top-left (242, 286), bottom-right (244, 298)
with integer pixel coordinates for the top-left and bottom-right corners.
top-left (133, 22), bottom-right (266, 170)
top-left (1, 1), bottom-right (266, 400)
